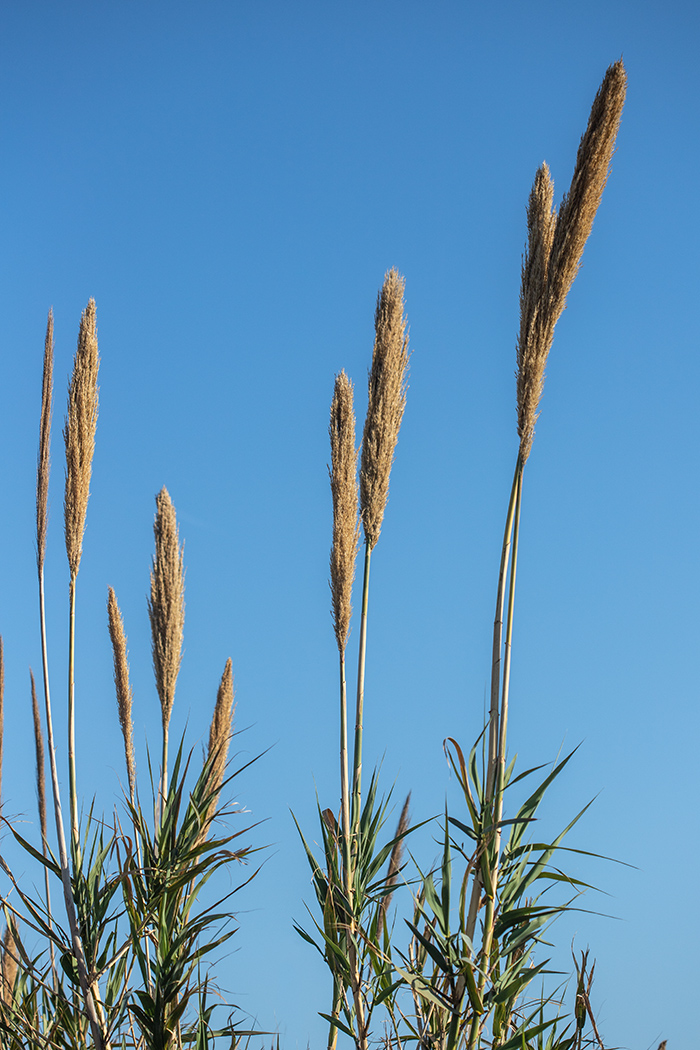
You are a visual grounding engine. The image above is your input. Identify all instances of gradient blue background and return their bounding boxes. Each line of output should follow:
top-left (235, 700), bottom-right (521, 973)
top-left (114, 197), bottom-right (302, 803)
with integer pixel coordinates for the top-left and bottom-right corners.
top-left (1, 2), bottom-right (698, 1047)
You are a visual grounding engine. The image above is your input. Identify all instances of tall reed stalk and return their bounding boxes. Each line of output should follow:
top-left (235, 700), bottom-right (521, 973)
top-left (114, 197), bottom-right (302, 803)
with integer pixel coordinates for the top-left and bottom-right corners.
top-left (148, 486), bottom-right (185, 809)
top-left (329, 370), bottom-right (359, 893)
top-left (36, 306), bottom-right (108, 1050)
top-left (466, 60), bottom-right (626, 1050)
top-left (63, 299), bottom-right (100, 855)
top-left (353, 268), bottom-right (410, 831)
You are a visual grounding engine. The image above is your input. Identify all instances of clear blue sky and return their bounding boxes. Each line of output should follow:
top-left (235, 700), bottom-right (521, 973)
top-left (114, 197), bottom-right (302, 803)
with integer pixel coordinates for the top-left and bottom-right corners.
top-left (1, 2), bottom-right (698, 1047)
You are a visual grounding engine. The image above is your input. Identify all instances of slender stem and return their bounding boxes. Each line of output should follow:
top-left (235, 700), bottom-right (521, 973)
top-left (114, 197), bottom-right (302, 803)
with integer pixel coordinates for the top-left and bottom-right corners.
top-left (494, 467), bottom-right (523, 840)
top-left (161, 722), bottom-right (170, 820)
top-left (351, 541), bottom-right (371, 832)
top-left (39, 569), bottom-right (107, 1050)
top-left (485, 459), bottom-right (521, 807)
top-left (465, 459), bottom-right (520, 948)
top-left (41, 838), bottom-right (57, 991)
top-left (339, 650), bottom-right (351, 893)
top-left (349, 540), bottom-right (371, 1050)
top-left (467, 462), bottom-right (524, 1050)
top-left (327, 976), bottom-right (341, 1050)
top-left (68, 574), bottom-right (79, 858)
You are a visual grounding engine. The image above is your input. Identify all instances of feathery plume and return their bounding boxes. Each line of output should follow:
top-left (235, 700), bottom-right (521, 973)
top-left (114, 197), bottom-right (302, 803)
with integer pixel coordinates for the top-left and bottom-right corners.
top-left (329, 371), bottom-right (360, 652)
top-left (378, 793), bottom-right (411, 930)
top-left (37, 310), bottom-right (54, 573)
top-left (516, 61), bottom-right (626, 463)
top-left (203, 659), bottom-right (235, 824)
top-left (64, 299), bottom-right (99, 577)
top-left (30, 670), bottom-right (48, 846)
top-left (107, 588), bottom-right (136, 801)
top-left (148, 487), bottom-right (185, 735)
top-left (360, 269), bottom-right (410, 550)
top-left (1, 922), bottom-right (17, 1006)
top-left (548, 60), bottom-right (627, 314)
top-left (516, 165), bottom-right (557, 463)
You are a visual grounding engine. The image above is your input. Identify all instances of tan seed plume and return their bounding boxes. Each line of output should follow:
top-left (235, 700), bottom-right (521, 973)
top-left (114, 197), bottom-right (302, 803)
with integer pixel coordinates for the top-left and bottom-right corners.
top-left (516, 61), bottom-right (626, 463)
top-left (516, 165), bottom-right (557, 464)
top-left (378, 792), bottom-right (411, 930)
top-left (204, 658), bottom-right (235, 824)
top-left (1, 922), bottom-right (17, 1005)
top-left (64, 299), bottom-right (99, 577)
top-left (148, 487), bottom-right (185, 734)
top-left (30, 670), bottom-right (48, 847)
top-left (329, 371), bottom-right (360, 652)
top-left (37, 310), bottom-right (54, 573)
top-left (549, 60), bottom-right (627, 312)
top-left (107, 588), bottom-right (136, 801)
top-left (360, 269), bottom-right (410, 550)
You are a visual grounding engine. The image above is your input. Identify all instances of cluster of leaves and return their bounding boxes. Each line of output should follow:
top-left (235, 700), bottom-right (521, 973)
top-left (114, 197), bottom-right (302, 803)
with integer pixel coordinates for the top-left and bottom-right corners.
top-left (297, 736), bottom-right (610, 1050)
top-left (0, 742), bottom-right (256, 1049)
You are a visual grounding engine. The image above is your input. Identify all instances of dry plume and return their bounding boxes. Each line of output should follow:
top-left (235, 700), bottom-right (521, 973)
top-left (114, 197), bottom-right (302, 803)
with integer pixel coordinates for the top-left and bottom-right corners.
top-left (329, 371), bottom-right (360, 651)
top-left (64, 299), bottom-right (99, 577)
top-left (1, 922), bottom-right (17, 1006)
top-left (516, 60), bottom-right (626, 463)
top-left (30, 670), bottom-right (48, 846)
top-left (148, 487), bottom-right (185, 733)
top-left (378, 793), bottom-right (411, 930)
top-left (516, 165), bottom-right (557, 463)
top-left (204, 659), bottom-right (235, 823)
top-left (360, 269), bottom-right (410, 550)
top-left (37, 310), bottom-right (54, 572)
top-left (108, 588), bottom-right (136, 800)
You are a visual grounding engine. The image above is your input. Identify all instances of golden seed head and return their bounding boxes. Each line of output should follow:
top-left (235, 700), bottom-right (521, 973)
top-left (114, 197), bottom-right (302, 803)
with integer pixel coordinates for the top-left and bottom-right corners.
top-left (147, 487), bottom-right (185, 733)
top-left (329, 370), bottom-right (360, 652)
top-left (548, 60), bottom-right (627, 314)
top-left (30, 670), bottom-right (48, 844)
top-left (516, 163), bottom-right (557, 464)
top-left (378, 792), bottom-right (411, 929)
top-left (516, 61), bottom-right (626, 463)
top-left (64, 299), bottom-right (99, 578)
top-left (107, 588), bottom-right (136, 801)
top-left (360, 269), bottom-right (410, 550)
top-left (203, 658), bottom-right (235, 827)
top-left (37, 309), bottom-right (54, 573)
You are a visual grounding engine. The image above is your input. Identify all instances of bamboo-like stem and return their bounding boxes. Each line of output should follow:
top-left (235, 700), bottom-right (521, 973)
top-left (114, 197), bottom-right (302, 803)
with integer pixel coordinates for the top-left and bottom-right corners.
top-left (486, 458), bottom-right (521, 807)
top-left (465, 459), bottom-right (520, 948)
top-left (161, 724), bottom-right (170, 816)
top-left (68, 575), bottom-right (79, 856)
top-left (351, 541), bottom-right (372, 832)
top-left (466, 464), bottom-right (524, 1050)
top-left (339, 650), bottom-right (351, 894)
top-left (494, 467), bottom-right (523, 835)
top-left (347, 541), bottom-right (371, 1050)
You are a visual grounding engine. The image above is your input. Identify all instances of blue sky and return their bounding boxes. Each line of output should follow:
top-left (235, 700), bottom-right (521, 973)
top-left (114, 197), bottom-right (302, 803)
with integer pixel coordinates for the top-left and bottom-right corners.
top-left (1, 2), bottom-right (698, 1047)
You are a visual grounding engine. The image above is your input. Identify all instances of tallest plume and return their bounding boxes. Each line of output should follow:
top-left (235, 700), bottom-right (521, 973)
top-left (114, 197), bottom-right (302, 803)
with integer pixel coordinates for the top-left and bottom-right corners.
top-left (516, 60), bottom-right (626, 463)
top-left (64, 299), bottom-right (100, 576)
top-left (360, 268), bottom-right (410, 551)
